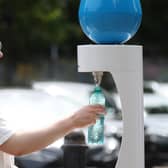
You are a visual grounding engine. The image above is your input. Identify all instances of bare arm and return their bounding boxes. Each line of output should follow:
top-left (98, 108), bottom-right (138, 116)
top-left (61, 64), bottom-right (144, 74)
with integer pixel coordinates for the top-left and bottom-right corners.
top-left (0, 105), bottom-right (105, 156)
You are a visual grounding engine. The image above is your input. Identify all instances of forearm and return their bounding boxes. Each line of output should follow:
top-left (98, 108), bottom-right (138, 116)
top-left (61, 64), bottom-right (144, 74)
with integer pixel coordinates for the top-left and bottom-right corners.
top-left (0, 115), bottom-right (75, 156)
top-left (0, 105), bottom-right (105, 156)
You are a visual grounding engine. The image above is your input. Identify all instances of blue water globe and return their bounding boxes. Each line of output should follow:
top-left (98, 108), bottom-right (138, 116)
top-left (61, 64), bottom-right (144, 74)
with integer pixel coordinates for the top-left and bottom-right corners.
top-left (79, 0), bottom-right (142, 44)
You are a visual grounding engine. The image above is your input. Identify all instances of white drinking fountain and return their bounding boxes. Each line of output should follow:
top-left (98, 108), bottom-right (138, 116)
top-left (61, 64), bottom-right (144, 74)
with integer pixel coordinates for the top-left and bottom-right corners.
top-left (77, 1), bottom-right (144, 168)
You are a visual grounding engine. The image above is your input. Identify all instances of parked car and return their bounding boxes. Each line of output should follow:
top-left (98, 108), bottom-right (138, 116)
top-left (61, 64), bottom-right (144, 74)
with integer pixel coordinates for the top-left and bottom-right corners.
top-left (32, 81), bottom-right (93, 105)
top-left (144, 93), bottom-right (168, 168)
top-left (0, 82), bottom-right (119, 168)
top-left (144, 81), bottom-right (160, 94)
top-left (144, 80), bottom-right (168, 99)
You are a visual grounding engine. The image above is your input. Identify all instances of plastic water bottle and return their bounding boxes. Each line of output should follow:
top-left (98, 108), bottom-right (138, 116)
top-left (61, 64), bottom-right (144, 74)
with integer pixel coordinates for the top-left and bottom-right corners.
top-left (88, 86), bottom-right (105, 144)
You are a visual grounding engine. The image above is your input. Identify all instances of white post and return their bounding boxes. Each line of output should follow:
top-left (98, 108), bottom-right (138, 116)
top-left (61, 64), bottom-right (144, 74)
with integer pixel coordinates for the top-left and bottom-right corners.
top-left (77, 45), bottom-right (144, 168)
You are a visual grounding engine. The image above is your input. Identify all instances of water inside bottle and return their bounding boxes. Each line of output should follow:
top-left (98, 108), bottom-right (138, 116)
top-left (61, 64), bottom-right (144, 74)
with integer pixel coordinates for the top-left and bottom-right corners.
top-left (88, 86), bottom-right (105, 144)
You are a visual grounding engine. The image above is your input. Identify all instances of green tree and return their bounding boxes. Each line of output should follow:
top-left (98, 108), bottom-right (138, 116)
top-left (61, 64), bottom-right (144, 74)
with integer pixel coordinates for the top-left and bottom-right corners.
top-left (0, 0), bottom-right (83, 84)
top-left (0, 0), bottom-right (82, 62)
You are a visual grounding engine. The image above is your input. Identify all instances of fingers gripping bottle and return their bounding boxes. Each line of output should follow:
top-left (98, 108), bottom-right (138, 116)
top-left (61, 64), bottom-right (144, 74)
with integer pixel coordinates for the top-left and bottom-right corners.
top-left (88, 86), bottom-right (105, 144)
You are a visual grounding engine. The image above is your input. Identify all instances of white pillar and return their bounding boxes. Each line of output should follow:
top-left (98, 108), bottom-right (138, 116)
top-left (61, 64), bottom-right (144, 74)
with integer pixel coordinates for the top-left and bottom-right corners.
top-left (77, 45), bottom-right (144, 168)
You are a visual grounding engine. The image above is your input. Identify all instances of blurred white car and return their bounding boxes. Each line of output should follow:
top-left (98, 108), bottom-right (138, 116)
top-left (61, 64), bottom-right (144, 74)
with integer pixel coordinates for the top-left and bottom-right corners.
top-left (144, 93), bottom-right (168, 137)
top-left (144, 81), bottom-right (160, 94)
top-left (144, 80), bottom-right (168, 99)
top-left (32, 81), bottom-right (94, 105)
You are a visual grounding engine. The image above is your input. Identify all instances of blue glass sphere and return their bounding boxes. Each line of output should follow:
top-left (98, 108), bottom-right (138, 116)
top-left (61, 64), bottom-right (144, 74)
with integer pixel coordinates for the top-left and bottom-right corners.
top-left (79, 0), bottom-right (142, 44)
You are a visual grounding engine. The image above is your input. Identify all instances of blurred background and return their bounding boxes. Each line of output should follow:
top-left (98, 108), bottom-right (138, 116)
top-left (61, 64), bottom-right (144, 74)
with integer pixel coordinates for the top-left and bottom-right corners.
top-left (0, 0), bottom-right (167, 86)
top-left (0, 0), bottom-right (168, 168)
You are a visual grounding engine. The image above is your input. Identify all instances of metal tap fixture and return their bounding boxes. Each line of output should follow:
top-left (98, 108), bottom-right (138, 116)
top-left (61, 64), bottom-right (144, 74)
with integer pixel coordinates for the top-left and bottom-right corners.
top-left (92, 72), bottom-right (104, 86)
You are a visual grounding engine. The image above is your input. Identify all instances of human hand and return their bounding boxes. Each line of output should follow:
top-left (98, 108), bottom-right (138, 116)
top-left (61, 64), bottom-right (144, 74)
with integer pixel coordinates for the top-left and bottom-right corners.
top-left (71, 105), bottom-right (106, 129)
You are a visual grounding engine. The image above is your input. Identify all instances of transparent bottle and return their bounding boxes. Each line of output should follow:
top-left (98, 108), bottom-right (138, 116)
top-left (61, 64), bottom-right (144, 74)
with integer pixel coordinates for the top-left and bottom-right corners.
top-left (88, 86), bottom-right (105, 144)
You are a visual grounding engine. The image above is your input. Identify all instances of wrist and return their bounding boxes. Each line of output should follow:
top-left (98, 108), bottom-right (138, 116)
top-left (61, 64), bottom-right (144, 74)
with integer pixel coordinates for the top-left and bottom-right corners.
top-left (65, 114), bottom-right (77, 130)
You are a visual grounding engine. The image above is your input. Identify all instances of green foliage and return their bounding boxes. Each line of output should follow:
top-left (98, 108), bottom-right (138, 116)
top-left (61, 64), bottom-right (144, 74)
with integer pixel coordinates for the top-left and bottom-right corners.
top-left (0, 0), bottom-right (82, 62)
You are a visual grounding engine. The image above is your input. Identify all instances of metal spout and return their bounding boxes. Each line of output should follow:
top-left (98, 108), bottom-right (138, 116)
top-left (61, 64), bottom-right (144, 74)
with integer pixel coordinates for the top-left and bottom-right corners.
top-left (92, 72), bottom-right (104, 86)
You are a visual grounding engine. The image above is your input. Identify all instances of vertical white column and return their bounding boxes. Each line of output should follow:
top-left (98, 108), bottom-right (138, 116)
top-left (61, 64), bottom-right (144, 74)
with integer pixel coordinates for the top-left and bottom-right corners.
top-left (77, 45), bottom-right (144, 168)
top-left (112, 63), bottom-right (144, 168)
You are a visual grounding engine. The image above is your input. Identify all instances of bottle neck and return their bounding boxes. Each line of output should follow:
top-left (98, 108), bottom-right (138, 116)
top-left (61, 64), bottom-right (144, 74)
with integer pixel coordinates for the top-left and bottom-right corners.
top-left (94, 85), bottom-right (102, 92)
